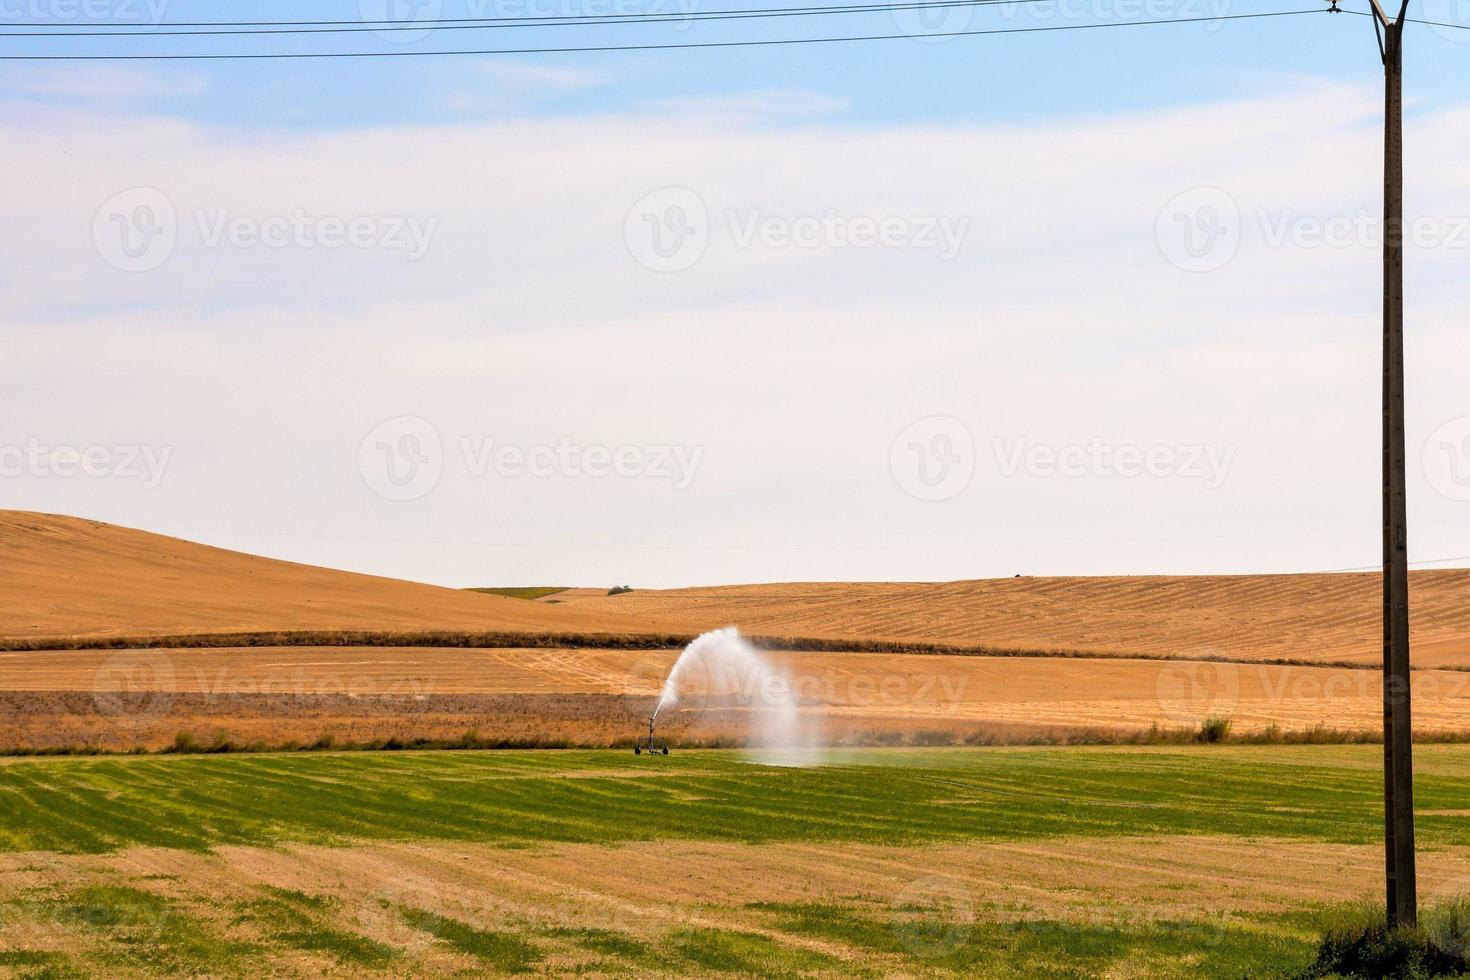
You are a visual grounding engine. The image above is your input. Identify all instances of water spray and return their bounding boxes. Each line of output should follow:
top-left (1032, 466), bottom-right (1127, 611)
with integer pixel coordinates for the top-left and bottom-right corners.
top-left (635, 626), bottom-right (824, 766)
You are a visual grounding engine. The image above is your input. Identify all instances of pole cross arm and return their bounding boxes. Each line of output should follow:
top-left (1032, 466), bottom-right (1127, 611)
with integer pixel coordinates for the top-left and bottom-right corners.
top-left (1365, 0), bottom-right (1411, 27)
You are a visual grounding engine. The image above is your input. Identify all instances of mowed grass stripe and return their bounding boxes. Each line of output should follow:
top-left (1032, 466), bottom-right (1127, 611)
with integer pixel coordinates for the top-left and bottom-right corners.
top-left (84, 758), bottom-right (348, 849)
top-left (5, 764), bottom-right (224, 851)
top-left (0, 772), bottom-right (112, 852)
top-left (547, 772), bottom-right (902, 842)
top-left (160, 764), bottom-right (391, 846)
top-left (896, 753), bottom-right (1384, 841)
top-left (0, 747), bottom-right (1467, 854)
top-left (87, 760), bottom-right (287, 846)
top-left (218, 756), bottom-right (543, 845)
top-left (233, 754), bottom-right (673, 845)
top-left (47, 776), bottom-right (219, 851)
top-left (684, 774), bottom-right (958, 842)
top-left (0, 752), bottom-right (1330, 852)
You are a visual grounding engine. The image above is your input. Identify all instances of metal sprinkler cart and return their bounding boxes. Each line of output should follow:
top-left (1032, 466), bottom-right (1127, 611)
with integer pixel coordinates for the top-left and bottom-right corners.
top-left (633, 714), bottom-right (669, 756)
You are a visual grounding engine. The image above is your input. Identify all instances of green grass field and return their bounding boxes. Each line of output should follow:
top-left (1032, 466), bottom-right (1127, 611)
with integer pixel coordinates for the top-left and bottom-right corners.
top-left (0, 746), bottom-right (1466, 977)
top-left (7, 744), bottom-right (1470, 854)
top-left (465, 588), bottom-right (570, 601)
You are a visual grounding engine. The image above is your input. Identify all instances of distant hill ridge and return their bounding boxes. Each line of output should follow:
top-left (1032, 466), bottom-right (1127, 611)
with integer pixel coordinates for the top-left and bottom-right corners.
top-left (553, 571), bottom-right (1470, 667)
top-left (0, 512), bottom-right (661, 641)
top-left (5, 511), bottom-right (1469, 667)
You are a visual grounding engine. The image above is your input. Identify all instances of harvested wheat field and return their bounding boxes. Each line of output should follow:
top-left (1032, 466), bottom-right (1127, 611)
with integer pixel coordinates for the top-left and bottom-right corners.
top-left (556, 574), bottom-right (1470, 666)
top-left (3, 645), bottom-right (1470, 750)
top-left (0, 512), bottom-right (668, 642)
top-left (4, 513), bottom-right (1470, 752)
top-left (9, 511), bottom-right (1470, 673)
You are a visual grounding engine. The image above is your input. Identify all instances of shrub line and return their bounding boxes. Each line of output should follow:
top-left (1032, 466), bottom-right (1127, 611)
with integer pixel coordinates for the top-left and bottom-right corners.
top-left (0, 629), bottom-right (1413, 672)
top-left (6, 720), bottom-right (1470, 759)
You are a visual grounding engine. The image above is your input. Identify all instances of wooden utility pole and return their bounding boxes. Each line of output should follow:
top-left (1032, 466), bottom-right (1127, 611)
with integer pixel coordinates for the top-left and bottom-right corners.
top-left (1364, 0), bottom-right (1416, 928)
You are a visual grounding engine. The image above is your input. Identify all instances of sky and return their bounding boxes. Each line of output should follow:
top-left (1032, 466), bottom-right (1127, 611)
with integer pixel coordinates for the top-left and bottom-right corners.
top-left (2, 0), bottom-right (1470, 589)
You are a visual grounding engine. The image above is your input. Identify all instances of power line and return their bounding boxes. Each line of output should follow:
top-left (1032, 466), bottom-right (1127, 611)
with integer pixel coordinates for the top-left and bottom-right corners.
top-left (1406, 15), bottom-right (1470, 28)
top-left (0, 0), bottom-right (1186, 36)
top-left (1339, 7), bottom-right (1470, 29)
top-left (3, 11), bottom-right (841, 28)
top-left (0, 0), bottom-right (1318, 30)
top-left (0, 9), bottom-right (1326, 60)
top-left (1316, 555), bottom-right (1470, 574)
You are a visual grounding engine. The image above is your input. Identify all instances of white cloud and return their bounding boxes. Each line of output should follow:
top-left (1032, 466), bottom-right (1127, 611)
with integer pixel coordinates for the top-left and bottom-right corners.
top-left (444, 60), bottom-right (609, 111)
top-left (2, 81), bottom-right (1468, 587)
top-left (0, 65), bottom-right (206, 99)
top-left (640, 89), bottom-right (850, 118)
top-left (470, 60), bottom-right (608, 89)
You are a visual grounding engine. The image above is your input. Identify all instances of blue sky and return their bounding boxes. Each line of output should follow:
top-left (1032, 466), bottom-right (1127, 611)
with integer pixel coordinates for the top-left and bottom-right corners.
top-left (3, 0), bottom-right (1470, 588)
top-left (6, 0), bottom-right (1466, 127)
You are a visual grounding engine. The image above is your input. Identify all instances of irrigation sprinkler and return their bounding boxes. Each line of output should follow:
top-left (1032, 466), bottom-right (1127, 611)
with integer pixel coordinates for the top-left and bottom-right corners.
top-left (632, 714), bottom-right (669, 756)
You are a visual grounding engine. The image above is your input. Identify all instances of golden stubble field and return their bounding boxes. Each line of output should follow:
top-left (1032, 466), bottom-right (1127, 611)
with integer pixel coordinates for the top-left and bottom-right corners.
top-left (0, 512), bottom-right (664, 641)
top-left (551, 575), bottom-right (1470, 667)
top-left (4, 645), bottom-right (1469, 750)
top-left (8, 511), bottom-right (1470, 668)
top-left (4, 510), bottom-right (1470, 749)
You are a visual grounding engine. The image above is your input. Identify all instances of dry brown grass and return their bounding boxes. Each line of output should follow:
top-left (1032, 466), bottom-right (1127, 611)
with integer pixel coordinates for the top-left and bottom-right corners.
top-left (4, 646), bottom-right (1469, 752)
top-left (0, 834), bottom-right (1426, 930)
top-left (3, 834), bottom-right (1453, 976)
top-left (0, 691), bottom-right (650, 752)
top-left (0, 690), bottom-right (1198, 754)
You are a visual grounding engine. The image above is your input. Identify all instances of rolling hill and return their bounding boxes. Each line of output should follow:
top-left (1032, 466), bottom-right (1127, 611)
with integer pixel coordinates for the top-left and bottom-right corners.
top-left (0, 512), bottom-right (666, 641)
top-left (6, 511), bottom-right (1470, 667)
top-left (553, 573), bottom-right (1470, 667)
